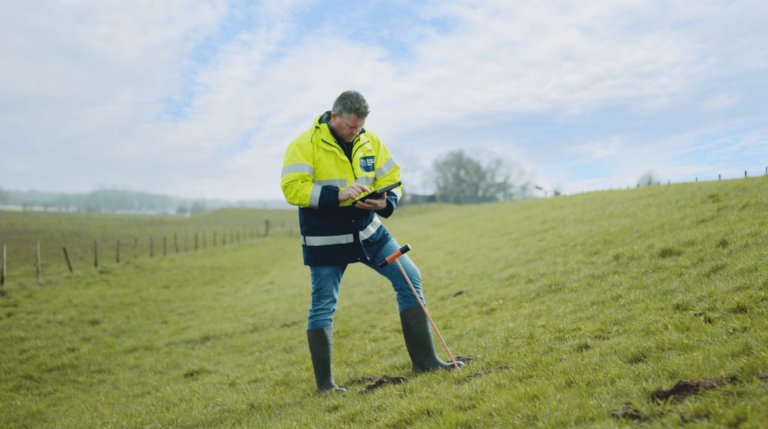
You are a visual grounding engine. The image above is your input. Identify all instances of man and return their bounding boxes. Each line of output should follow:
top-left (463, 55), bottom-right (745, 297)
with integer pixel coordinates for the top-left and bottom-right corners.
top-left (280, 90), bottom-right (463, 393)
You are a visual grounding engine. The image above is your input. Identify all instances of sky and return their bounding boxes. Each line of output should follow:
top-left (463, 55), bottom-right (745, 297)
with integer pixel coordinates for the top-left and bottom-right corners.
top-left (2, 0), bottom-right (767, 200)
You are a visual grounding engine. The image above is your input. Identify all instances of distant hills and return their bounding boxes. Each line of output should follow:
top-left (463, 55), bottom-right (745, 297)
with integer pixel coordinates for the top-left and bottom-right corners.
top-left (0, 187), bottom-right (292, 213)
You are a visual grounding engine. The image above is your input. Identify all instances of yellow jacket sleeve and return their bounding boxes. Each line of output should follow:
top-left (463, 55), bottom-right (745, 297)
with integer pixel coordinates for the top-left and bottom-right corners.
top-left (281, 131), bottom-right (321, 208)
top-left (370, 132), bottom-right (403, 200)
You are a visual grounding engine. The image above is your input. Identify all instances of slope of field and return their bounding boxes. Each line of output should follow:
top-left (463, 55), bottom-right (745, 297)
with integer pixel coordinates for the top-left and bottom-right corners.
top-left (1, 178), bottom-right (767, 428)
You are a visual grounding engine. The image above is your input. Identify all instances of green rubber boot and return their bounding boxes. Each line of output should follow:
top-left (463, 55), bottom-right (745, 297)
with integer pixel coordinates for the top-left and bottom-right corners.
top-left (400, 306), bottom-right (464, 372)
top-left (307, 327), bottom-right (346, 393)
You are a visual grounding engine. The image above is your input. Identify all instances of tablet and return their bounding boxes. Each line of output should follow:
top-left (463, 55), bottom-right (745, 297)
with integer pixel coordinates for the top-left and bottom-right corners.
top-left (355, 181), bottom-right (402, 203)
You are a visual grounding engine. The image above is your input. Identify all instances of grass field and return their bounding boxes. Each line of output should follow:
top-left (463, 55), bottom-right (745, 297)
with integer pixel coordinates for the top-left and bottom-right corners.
top-left (1, 178), bottom-right (767, 428)
top-left (0, 208), bottom-right (300, 280)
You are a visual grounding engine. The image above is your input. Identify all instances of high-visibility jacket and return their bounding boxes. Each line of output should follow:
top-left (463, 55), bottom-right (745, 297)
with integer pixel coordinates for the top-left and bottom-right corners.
top-left (281, 112), bottom-right (404, 266)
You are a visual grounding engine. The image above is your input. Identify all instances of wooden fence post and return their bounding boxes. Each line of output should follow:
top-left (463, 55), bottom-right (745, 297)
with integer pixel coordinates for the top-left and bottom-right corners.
top-left (719, 174), bottom-right (721, 180)
top-left (116, 239), bottom-right (120, 264)
top-left (163, 236), bottom-right (167, 256)
top-left (745, 170), bottom-right (748, 178)
top-left (174, 233), bottom-right (179, 254)
top-left (203, 232), bottom-right (206, 249)
top-left (223, 232), bottom-right (226, 246)
top-left (134, 238), bottom-right (138, 259)
top-left (213, 232), bottom-right (217, 247)
top-left (185, 234), bottom-right (188, 252)
top-left (150, 238), bottom-right (154, 258)
top-left (265, 220), bottom-right (270, 237)
top-left (63, 247), bottom-right (73, 273)
top-left (195, 233), bottom-right (198, 252)
top-left (94, 240), bottom-right (98, 267)
top-left (1, 244), bottom-right (6, 285)
top-left (36, 240), bottom-right (40, 279)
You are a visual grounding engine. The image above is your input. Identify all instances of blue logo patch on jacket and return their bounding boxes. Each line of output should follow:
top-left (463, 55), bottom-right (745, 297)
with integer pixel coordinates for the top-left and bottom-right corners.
top-left (359, 156), bottom-right (375, 172)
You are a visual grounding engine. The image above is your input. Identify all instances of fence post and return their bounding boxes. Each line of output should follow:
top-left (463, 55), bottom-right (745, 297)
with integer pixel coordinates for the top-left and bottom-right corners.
top-left (203, 232), bottom-right (207, 249)
top-left (134, 238), bottom-right (138, 259)
top-left (163, 236), bottom-right (167, 256)
top-left (185, 234), bottom-right (188, 252)
top-left (116, 239), bottom-right (120, 264)
top-left (745, 170), bottom-right (748, 178)
top-left (94, 240), bottom-right (98, 267)
top-left (150, 238), bottom-right (154, 258)
top-left (195, 233), bottom-right (198, 252)
top-left (1, 244), bottom-right (6, 285)
top-left (36, 240), bottom-right (40, 279)
top-left (265, 220), bottom-right (270, 237)
top-left (223, 232), bottom-right (226, 246)
top-left (213, 232), bottom-right (217, 247)
top-left (174, 233), bottom-right (179, 254)
top-left (719, 174), bottom-right (721, 180)
top-left (63, 247), bottom-right (73, 272)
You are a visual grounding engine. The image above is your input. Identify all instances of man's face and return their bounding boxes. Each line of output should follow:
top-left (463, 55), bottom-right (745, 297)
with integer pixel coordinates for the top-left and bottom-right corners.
top-left (330, 112), bottom-right (366, 143)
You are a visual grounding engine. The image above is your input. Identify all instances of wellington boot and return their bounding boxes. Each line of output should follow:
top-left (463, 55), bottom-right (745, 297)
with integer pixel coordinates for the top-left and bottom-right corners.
top-left (400, 306), bottom-right (464, 372)
top-left (307, 327), bottom-right (346, 393)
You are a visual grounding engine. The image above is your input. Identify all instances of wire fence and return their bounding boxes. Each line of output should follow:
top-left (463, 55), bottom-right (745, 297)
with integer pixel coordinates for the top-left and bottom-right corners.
top-left (0, 216), bottom-right (300, 286)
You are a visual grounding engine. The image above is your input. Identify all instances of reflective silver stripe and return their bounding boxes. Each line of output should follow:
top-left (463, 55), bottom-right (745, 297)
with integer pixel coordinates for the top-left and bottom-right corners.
top-left (309, 184), bottom-right (322, 208)
top-left (391, 188), bottom-right (402, 199)
top-left (314, 179), bottom-right (347, 188)
top-left (282, 163), bottom-right (314, 177)
top-left (359, 216), bottom-right (382, 241)
top-left (355, 176), bottom-right (374, 186)
top-left (375, 157), bottom-right (397, 179)
top-left (303, 234), bottom-right (354, 246)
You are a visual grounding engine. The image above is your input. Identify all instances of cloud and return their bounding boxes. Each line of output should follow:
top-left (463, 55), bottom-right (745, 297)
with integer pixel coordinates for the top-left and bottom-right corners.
top-left (2, 0), bottom-right (767, 201)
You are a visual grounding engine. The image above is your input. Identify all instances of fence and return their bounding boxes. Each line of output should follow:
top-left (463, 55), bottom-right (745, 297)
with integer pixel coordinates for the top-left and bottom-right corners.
top-left (0, 218), bottom-right (301, 286)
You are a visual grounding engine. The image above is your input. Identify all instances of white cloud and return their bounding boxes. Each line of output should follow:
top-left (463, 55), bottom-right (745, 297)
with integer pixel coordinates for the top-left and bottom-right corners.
top-left (2, 0), bottom-right (767, 200)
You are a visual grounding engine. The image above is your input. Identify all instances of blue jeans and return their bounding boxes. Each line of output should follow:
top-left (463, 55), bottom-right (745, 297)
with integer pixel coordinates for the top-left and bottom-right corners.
top-left (307, 239), bottom-right (426, 330)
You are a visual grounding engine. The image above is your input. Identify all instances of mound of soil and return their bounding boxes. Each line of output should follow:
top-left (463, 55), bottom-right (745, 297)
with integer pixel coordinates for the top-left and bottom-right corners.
top-left (358, 375), bottom-right (408, 393)
top-left (349, 376), bottom-right (377, 385)
top-left (652, 377), bottom-right (737, 402)
top-left (610, 405), bottom-right (647, 421)
top-left (453, 290), bottom-right (467, 297)
top-left (455, 355), bottom-right (476, 363)
top-left (759, 373), bottom-right (768, 380)
top-left (280, 321), bottom-right (299, 328)
top-left (467, 366), bottom-right (508, 380)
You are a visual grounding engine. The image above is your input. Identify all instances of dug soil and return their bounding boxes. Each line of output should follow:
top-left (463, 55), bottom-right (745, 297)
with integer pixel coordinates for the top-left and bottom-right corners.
top-left (610, 405), bottom-right (647, 421)
top-left (355, 375), bottom-right (409, 393)
top-left (652, 377), bottom-right (737, 402)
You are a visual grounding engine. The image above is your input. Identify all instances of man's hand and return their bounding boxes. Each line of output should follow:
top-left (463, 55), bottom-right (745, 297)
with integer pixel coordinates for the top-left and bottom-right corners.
top-left (354, 193), bottom-right (387, 211)
top-left (338, 183), bottom-right (370, 201)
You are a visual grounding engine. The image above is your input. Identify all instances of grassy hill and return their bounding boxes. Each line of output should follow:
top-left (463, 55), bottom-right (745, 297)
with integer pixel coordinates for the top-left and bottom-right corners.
top-left (1, 178), bottom-right (767, 428)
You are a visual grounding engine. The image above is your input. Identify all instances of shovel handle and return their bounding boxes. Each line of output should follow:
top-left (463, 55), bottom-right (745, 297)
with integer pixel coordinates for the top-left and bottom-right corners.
top-left (378, 244), bottom-right (411, 268)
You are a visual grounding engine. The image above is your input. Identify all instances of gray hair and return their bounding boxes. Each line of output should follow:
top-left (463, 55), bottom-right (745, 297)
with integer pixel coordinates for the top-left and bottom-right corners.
top-left (332, 90), bottom-right (370, 119)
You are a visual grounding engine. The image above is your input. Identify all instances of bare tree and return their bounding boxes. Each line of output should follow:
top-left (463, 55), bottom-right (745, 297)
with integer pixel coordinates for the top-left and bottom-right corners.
top-left (637, 170), bottom-right (662, 187)
top-left (431, 150), bottom-right (529, 204)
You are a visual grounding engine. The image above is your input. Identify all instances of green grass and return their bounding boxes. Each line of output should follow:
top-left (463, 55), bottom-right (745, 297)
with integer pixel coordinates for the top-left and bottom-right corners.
top-left (1, 178), bottom-right (768, 428)
top-left (0, 208), bottom-right (300, 279)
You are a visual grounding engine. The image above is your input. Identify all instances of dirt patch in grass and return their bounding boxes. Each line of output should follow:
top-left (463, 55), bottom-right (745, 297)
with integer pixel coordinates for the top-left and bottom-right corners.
top-left (467, 366), bottom-right (508, 380)
top-left (455, 355), bottom-right (476, 363)
top-left (453, 290), bottom-right (467, 297)
top-left (652, 377), bottom-right (737, 403)
top-left (759, 373), bottom-right (768, 380)
top-left (358, 375), bottom-right (408, 393)
top-left (610, 405), bottom-right (647, 421)
top-left (349, 376), bottom-right (377, 385)
top-left (281, 321), bottom-right (299, 328)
